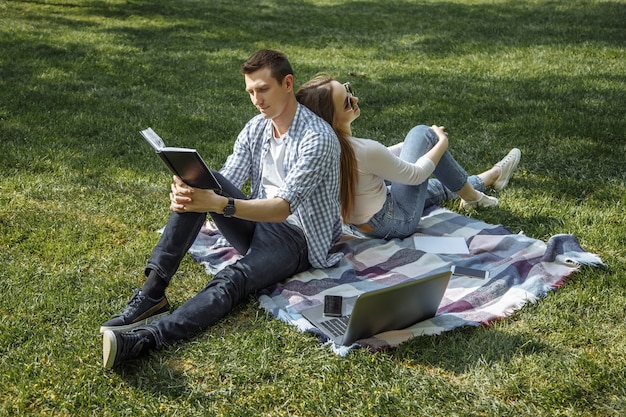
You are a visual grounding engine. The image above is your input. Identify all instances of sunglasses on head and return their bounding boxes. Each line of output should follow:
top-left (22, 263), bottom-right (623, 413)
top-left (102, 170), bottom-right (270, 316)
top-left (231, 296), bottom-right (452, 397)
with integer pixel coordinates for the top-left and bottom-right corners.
top-left (343, 82), bottom-right (355, 111)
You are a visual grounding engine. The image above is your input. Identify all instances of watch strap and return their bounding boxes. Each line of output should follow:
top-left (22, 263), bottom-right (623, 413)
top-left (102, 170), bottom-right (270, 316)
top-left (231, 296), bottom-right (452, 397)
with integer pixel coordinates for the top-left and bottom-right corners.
top-left (223, 197), bottom-right (236, 217)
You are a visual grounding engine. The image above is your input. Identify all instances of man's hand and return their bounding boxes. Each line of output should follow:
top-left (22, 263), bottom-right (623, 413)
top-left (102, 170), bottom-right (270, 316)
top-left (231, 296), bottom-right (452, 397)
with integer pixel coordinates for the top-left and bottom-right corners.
top-left (169, 176), bottom-right (225, 213)
top-left (169, 176), bottom-right (291, 222)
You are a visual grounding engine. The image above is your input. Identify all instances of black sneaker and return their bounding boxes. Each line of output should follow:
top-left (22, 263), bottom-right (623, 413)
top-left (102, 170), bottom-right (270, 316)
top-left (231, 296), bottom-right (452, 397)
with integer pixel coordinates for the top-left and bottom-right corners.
top-left (102, 330), bottom-right (151, 369)
top-left (99, 290), bottom-right (170, 333)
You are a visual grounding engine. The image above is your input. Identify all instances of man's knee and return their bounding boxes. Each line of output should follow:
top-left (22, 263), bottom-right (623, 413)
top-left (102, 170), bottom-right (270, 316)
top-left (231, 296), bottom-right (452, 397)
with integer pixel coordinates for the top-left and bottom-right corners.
top-left (210, 260), bottom-right (254, 298)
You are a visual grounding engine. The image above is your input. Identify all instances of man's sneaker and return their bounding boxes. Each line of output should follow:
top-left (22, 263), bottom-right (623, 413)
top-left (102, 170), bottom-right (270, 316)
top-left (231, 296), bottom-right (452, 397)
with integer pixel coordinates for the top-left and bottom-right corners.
top-left (102, 330), bottom-right (151, 369)
top-left (99, 290), bottom-right (170, 333)
top-left (492, 148), bottom-right (521, 191)
top-left (460, 192), bottom-right (499, 210)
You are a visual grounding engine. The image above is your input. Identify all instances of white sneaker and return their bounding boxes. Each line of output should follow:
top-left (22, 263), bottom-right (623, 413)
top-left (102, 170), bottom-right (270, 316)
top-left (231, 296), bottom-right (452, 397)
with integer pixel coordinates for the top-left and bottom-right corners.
top-left (460, 192), bottom-right (499, 210)
top-left (492, 148), bottom-right (521, 191)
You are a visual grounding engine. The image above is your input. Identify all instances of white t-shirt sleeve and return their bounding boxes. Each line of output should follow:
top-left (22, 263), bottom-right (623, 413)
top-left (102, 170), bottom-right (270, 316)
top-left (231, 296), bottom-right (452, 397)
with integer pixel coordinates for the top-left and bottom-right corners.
top-left (361, 140), bottom-right (435, 186)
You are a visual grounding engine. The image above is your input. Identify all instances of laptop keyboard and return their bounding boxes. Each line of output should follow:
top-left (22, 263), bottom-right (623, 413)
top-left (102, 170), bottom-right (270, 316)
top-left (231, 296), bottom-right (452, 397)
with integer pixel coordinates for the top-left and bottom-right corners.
top-left (320, 316), bottom-right (351, 337)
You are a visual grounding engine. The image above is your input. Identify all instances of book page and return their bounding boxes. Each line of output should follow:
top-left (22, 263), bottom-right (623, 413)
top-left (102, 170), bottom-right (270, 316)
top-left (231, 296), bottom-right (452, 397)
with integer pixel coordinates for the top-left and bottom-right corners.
top-left (140, 128), bottom-right (165, 151)
top-left (162, 147), bottom-right (197, 153)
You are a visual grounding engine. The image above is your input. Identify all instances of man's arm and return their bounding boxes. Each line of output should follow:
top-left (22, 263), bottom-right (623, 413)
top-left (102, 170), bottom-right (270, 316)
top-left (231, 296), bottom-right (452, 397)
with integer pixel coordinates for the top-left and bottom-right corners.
top-left (169, 176), bottom-right (291, 222)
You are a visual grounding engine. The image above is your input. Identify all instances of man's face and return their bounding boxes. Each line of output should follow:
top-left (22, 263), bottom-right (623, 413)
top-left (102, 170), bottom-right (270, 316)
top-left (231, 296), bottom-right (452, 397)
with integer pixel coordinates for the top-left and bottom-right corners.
top-left (244, 67), bottom-right (292, 120)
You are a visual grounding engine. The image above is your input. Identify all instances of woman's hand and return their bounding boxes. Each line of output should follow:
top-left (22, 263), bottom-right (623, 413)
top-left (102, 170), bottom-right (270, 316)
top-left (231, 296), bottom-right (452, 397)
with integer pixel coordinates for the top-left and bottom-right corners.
top-left (431, 125), bottom-right (448, 140)
top-left (431, 125), bottom-right (449, 150)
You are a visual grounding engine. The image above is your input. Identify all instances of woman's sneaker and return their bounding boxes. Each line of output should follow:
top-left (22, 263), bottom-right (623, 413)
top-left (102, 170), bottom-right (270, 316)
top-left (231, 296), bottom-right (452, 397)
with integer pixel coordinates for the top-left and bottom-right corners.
top-left (460, 192), bottom-right (499, 210)
top-left (99, 290), bottom-right (170, 333)
top-left (493, 148), bottom-right (521, 191)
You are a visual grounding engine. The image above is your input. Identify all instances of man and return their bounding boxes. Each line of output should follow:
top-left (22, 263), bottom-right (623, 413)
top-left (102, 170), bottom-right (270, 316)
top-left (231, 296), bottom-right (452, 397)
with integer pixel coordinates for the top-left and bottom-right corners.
top-left (101, 49), bottom-right (343, 368)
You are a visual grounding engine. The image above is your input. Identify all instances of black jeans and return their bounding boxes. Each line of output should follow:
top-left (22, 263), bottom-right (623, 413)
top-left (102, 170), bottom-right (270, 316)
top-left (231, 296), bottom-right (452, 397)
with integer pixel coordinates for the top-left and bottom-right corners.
top-left (143, 172), bottom-right (311, 346)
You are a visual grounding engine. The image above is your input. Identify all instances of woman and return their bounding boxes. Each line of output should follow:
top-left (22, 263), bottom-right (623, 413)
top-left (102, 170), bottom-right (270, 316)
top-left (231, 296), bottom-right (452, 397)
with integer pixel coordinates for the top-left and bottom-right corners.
top-left (296, 74), bottom-right (521, 239)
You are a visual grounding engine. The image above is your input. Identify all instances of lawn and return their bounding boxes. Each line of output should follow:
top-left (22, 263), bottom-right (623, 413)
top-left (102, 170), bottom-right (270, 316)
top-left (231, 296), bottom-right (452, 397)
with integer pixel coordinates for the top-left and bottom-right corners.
top-left (1, 0), bottom-right (625, 416)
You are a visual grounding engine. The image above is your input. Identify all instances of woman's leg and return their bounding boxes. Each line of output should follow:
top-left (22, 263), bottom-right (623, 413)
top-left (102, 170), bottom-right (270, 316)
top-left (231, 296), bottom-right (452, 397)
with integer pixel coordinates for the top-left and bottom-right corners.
top-left (367, 125), bottom-right (500, 238)
top-left (366, 126), bottom-right (435, 239)
top-left (424, 175), bottom-right (486, 207)
top-left (396, 125), bottom-right (487, 208)
top-left (386, 135), bottom-right (494, 200)
top-left (423, 129), bottom-right (502, 207)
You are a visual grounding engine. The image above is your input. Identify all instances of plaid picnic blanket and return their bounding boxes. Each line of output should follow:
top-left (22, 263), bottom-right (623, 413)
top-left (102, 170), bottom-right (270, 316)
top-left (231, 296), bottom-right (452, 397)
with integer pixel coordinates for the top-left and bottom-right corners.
top-left (187, 207), bottom-right (603, 355)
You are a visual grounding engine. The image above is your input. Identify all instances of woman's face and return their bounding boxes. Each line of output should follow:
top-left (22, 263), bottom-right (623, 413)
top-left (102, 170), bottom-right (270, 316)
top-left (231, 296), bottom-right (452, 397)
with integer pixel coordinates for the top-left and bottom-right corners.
top-left (330, 80), bottom-right (360, 129)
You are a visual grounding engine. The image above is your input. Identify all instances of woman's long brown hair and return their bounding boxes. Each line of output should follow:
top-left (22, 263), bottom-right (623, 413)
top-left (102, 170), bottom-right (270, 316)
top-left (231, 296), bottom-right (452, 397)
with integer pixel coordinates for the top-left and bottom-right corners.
top-left (296, 75), bottom-right (357, 222)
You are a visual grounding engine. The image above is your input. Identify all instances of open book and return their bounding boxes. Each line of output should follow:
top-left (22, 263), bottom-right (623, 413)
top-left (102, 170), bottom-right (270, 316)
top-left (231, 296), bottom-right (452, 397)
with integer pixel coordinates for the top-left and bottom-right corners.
top-left (140, 128), bottom-right (222, 192)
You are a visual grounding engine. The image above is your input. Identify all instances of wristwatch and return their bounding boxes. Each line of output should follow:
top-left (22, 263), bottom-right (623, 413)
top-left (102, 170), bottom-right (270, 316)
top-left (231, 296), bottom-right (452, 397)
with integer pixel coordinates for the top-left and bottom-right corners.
top-left (223, 197), bottom-right (236, 217)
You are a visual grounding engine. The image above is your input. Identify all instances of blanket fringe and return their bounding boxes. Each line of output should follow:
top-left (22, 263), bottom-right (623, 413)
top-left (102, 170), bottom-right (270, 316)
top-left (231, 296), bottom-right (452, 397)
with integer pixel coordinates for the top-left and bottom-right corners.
top-left (543, 234), bottom-right (605, 267)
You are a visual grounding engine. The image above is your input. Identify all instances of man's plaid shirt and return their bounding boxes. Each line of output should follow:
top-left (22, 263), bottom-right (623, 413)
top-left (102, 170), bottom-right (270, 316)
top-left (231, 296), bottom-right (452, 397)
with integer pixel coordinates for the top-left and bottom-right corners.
top-left (220, 104), bottom-right (343, 269)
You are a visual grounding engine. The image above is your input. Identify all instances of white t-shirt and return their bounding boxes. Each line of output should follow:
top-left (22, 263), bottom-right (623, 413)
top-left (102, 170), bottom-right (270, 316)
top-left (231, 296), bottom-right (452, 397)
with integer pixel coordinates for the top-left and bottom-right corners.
top-left (262, 133), bottom-right (300, 228)
top-left (262, 135), bottom-right (287, 199)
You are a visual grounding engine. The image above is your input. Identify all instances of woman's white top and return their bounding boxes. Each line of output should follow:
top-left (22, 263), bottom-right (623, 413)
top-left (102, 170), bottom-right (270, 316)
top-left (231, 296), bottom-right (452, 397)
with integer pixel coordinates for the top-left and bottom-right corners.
top-left (348, 137), bottom-right (435, 225)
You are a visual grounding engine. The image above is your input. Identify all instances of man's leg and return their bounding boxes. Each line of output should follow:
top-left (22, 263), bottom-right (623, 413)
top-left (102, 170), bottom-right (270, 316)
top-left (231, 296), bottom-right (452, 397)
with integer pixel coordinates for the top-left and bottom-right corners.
top-left (152, 222), bottom-right (309, 343)
top-left (100, 171), bottom-right (257, 333)
top-left (99, 211), bottom-right (207, 333)
top-left (146, 211), bottom-right (208, 284)
top-left (208, 170), bottom-right (256, 255)
top-left (103, 222), bottom-right (310, 367)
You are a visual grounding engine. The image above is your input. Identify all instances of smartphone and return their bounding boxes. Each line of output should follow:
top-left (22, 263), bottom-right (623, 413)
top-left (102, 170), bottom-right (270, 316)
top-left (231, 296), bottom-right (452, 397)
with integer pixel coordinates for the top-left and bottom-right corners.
top-left (323, 295), bottom-right (343, 317)
top-left (451, 265), bottom-right (490, 280)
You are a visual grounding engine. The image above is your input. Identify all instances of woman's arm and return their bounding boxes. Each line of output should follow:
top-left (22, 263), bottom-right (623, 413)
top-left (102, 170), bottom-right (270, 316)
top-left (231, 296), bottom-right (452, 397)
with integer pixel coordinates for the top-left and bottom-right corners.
top-left (359, 125), bottom-right (449, 186)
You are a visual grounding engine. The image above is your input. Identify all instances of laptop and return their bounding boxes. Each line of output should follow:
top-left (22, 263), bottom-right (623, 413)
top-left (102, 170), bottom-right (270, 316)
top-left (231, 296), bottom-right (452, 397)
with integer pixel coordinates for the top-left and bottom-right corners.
top-left (301, 269), bottom-right (452, 346)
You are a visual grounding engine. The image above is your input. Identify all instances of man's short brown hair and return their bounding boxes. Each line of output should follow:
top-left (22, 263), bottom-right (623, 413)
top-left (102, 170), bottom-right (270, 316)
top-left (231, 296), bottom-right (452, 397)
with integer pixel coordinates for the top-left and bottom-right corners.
top-left (241, 49), bottom-right (293, 85)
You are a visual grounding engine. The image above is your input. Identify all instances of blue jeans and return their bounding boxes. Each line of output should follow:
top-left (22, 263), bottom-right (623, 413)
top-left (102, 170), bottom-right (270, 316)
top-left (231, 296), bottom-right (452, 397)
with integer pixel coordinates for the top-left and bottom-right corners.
top-left (142, 172), bottom-right (311, 347)
top-left (365, 125), bottom-right (485, 239)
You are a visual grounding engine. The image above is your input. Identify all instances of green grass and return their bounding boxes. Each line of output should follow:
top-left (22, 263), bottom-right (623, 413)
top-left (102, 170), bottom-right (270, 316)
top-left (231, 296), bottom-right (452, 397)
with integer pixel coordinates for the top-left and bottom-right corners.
top-left (1, 0), bottom-right (625, 415)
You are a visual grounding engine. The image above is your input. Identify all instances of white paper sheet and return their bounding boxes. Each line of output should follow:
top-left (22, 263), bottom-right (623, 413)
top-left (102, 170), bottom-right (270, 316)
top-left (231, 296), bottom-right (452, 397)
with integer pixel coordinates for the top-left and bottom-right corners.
top-left (413, 236), bottom-right (470, 254)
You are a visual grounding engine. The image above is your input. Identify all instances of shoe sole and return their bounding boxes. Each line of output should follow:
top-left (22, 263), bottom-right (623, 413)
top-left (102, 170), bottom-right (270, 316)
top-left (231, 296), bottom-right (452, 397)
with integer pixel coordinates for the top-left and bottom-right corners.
top-left (99, 311), bottom-right (170, 334)
top-left (460, 194), bottom-right (498, 210)
top-left (493, 149), bottom-right (521, 191)
top-left (460, 199), bottom-right (499, 210)
top-left (102, 330), bottom-right (118, 369)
